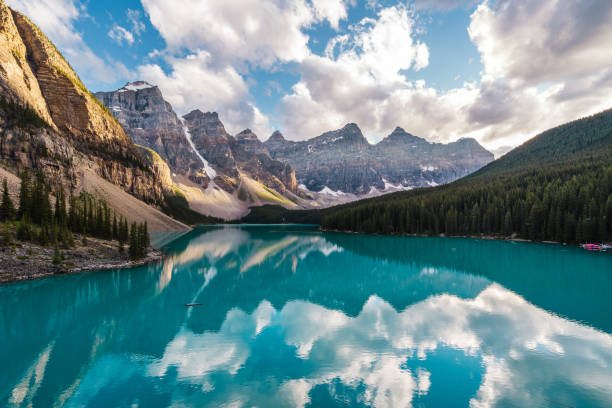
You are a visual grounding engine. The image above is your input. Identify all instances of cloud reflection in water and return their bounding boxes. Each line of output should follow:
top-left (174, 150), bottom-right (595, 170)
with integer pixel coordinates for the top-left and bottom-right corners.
top-left (4, 226), bottom-right (611, 408)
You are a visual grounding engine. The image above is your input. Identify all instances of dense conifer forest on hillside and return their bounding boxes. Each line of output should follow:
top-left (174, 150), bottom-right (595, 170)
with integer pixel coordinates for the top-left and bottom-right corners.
top-left (1, 170), bottom-right (151, 260)
top-left (319, 109), bottom-right (612, 243)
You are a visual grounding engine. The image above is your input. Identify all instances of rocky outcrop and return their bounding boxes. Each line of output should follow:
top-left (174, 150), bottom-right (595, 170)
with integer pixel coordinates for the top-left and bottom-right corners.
top-left (136, 145), bottom-right (174, 193)
top-left (265, 124), bottom-right (494, 194)
top-left (371, 127), bottom-right (494, 188)
top-left (11, 10), bottom-right (132, 154)
top-left (182, 109), bottom-right (237, 178)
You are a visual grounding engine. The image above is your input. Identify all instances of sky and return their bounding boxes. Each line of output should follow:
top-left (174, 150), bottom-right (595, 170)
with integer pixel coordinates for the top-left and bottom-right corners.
top-left (6, 0), bottom-right (612, 154)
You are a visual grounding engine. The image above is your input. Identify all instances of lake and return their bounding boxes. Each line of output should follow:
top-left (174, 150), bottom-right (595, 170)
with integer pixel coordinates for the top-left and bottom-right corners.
top-left (1, 225), bottom-right (611, 407)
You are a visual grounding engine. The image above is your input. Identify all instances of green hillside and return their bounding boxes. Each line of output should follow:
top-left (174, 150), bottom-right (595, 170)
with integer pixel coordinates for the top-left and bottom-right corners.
top-left (469, 108), bottom-right (612, 175)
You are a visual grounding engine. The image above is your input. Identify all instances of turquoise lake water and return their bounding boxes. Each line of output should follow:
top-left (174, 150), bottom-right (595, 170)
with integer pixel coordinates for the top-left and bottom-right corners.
top-left (1, 225), bottom-right (611, 407)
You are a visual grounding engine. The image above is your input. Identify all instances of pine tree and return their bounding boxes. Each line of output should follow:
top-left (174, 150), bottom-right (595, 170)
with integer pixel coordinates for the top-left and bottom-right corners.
top-left (118, 217), bottom-right (126, 251)
top-left (38, 223), bottom-right (49, 246)
top-left (17, 170), bottom-right (30, 219)
top-left (0, 178), bottom-right (15, 221)
top-left (128, 222), bottom-right (139, 260)
top-left (143, 221), bottom-right (150, 248)
top-left (112, 213), bottom-right (118, 240)
top-left (52, 240), bottom-right (63, 265)
top-left (54, 187), bottom-right (67, 225)
top-left (60, 221), bottom-right (74, 248)
top-left (104, 205), bottom-right (112, 240)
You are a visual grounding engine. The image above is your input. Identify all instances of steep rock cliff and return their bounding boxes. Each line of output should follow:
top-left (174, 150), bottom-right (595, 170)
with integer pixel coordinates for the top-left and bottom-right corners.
top-left (95, 82), bottom-right (208, 186)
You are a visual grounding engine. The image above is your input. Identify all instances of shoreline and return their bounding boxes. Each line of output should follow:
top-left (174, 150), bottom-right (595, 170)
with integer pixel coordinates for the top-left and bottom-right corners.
top-left (0, 235), bottom-right (166, 285)
top-left (3, 226), bottom-right (607, 285)
top-left (319, 228), bottom-right (612, 248)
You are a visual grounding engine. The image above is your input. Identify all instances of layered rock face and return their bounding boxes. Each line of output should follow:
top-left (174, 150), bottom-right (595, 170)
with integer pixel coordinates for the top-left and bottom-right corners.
top-left (265, 124), bottom-right (494, 194)
top-left (0, 1), bottom-right (166, 204)
top-left (182, 110), bottom-right (298, 195)
top-left (373, 127), bottom-right (494, 187)
top-left (10, 10), bottom-right (132, 153)
top-left (95, 83), bottom-right (207, 185)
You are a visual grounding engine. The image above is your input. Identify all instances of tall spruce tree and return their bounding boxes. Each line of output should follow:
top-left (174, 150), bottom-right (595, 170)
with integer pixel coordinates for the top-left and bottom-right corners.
top-left (0, 178), bottom-right (15, 221)
top-left (128, 222), bottom-right (139, 260)
top-left (17, 170), bottom-right (31, 219)
top-left (112, 213), bottom-right (118, 240)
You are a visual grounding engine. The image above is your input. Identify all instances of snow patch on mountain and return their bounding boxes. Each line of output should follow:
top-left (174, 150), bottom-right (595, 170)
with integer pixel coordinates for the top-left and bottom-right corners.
top-left (180, 118), bottom-right (217, 180)
top-left (318, 186), bottom-right (346, 197)
top-left (382, 178), bottom-right (414, 192)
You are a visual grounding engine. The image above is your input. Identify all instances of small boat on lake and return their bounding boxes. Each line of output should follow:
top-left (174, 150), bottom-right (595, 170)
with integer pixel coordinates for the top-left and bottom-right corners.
top-left (581, 243), bottom-right (609, 252)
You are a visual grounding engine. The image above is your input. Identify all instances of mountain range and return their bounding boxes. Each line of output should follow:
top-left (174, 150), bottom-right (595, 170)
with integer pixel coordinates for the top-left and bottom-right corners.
top-left (96, 81), bottom-right (493, 219)
top-left (265, 124), bottom-right (492, 194)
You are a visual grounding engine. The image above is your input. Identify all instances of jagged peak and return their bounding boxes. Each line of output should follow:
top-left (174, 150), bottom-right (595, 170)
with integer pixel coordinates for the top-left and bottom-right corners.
top-left (389, 127), bottom-right (417, 138)
top-left (237, 128), bottom-right (259, 141)
top-left (456, 137), bottom-right (478, 144)
top-left (378, 126), bottom-right (423, 145)
top-left (269, 130), bottom-right (285, 141)
top-left (343, 123), bottom-right (361, 132)
top-left (452, 137), bottom-right (491, 152)
top-left (183, 110), bottom-right (219, 120)
top-left (313, 122), bottom-right (366, 145)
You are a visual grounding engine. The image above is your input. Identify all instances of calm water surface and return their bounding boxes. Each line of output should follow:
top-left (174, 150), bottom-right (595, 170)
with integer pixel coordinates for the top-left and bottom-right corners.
top-left (1, 225), bottom-right (611, 407)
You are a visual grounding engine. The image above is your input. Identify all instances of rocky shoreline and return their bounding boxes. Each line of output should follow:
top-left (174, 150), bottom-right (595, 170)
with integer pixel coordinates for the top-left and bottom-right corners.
top-left (0, 235), bottom-right (164, 284)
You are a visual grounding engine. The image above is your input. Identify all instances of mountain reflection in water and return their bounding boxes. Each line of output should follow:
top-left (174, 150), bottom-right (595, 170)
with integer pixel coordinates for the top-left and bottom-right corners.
top-left (1, 225), bottom-right (611, 408)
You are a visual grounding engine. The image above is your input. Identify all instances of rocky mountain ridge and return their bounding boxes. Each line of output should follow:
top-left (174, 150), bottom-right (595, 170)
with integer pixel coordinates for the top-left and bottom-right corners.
top-left (265, 124), bottom-right (494, 194)
top-left (95, 82), bottom-right (208, 186)
top-left (97, 78), bottom-right (493, 218)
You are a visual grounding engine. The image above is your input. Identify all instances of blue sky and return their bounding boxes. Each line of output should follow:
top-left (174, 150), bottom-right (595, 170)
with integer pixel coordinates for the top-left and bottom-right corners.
top-left (7, 0), bottom-right (612, 153)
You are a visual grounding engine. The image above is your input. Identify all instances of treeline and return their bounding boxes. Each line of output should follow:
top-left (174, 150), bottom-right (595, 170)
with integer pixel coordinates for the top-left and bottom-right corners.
top-left (322, 163), bottom-right (612, 244)
top-left (0, 170), bottom-right (150, 259)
